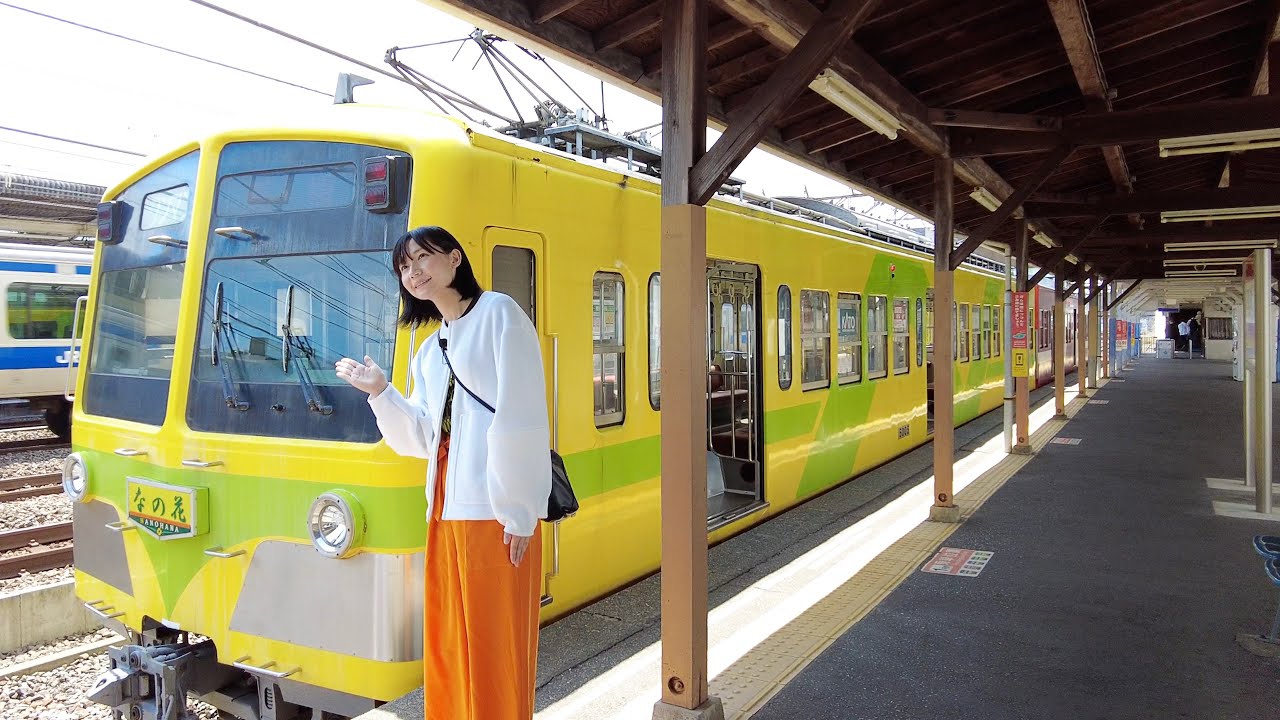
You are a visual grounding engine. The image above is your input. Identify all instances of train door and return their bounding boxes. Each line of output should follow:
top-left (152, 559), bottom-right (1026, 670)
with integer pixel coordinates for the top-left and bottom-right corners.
top-left (482, 227), bottom-right (559, 606)
top-left (706, 259), bottom-right (763, 527)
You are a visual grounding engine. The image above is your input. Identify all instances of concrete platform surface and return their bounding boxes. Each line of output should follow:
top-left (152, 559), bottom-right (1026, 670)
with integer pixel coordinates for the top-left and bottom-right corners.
top-left (753, 359), bottom-right (1280, 720)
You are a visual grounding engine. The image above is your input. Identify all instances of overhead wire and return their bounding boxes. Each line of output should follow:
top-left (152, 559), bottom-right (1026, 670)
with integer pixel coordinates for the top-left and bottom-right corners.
top-left (184, 0), bottom-right (513, 122)
top-left (0, 1), bottom-right (332, 98)
top-left (0, 125), bottom-right (146, 157)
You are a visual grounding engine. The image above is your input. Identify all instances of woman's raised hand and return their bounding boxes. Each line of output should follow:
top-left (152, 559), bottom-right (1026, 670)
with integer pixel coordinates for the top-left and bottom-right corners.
top-left (335, 356), bottom-right (389, 396)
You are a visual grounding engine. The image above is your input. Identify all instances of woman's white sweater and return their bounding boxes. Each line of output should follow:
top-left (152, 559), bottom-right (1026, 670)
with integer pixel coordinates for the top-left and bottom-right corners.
top-left (369, 291), bottom-right (551, 537)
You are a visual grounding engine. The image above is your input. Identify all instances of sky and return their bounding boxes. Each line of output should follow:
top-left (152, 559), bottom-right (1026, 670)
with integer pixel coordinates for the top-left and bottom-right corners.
top-left (0, 0), bottom-right (928, 220)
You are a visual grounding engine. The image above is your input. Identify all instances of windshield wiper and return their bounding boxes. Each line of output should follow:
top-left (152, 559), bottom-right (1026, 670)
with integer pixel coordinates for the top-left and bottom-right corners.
top-left (211, 282), bottom-right (250, 411)
top-left (281, 285), bottom-right (333, 416)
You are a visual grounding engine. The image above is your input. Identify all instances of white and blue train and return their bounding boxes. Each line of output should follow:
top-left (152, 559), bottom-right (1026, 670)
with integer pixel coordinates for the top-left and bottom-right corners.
top-left (0, 242), bottom-right (91, 437)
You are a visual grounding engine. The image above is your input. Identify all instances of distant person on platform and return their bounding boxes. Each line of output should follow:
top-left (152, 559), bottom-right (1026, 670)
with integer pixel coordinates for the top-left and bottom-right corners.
top-left (1178, 319), bottom-right (1190, 351)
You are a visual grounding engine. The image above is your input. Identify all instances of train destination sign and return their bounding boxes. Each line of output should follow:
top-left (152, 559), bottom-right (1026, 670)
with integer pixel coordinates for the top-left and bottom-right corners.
top-left (126, 477), bottom-right (208, 540)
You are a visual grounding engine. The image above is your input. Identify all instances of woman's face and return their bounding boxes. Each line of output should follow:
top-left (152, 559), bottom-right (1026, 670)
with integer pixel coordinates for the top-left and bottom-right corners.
top-left (398, 242), bottom-right (460, 303)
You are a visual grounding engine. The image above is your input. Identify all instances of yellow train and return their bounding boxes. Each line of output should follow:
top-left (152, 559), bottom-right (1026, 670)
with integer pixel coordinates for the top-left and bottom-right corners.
top-left (68, 105), bottom-right (1012, 719)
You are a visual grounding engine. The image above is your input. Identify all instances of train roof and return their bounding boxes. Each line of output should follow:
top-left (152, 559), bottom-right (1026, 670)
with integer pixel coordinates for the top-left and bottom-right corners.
top-left (0, 241), bottom-right (92, 265)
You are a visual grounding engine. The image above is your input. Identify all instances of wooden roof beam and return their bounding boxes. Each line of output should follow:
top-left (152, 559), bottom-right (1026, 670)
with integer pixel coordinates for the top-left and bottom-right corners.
top-left (1086, 223), bottom-right (1280, 244)
top-left (950, 95), bottom-right (1280, 156)
top-left (949, 146), bottom-right (1074, 270)
top-left (689, 0), bottom-right (884, 205)
top-left (643, 19), bottom-right (754, 75)
top-left (593, 2), bottom-right (661, 51)
top-left (1024, 184), bottom-right (1280, 217)
top-left (711, 0), bottom-right (1070, 246)
top-left (531, 0), bottom-right (586, 24)
top-left (1027, 215), bottom-right (1107, 286)
top-left (1045, 0), bottom-right (1136, 206)
top-left (1217, 2), bottom-right (1280, 187)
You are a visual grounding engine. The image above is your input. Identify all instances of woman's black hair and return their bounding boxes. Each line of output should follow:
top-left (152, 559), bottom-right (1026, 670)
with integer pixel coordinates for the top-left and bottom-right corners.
top-left (391, 226), bottom-right (482, 327)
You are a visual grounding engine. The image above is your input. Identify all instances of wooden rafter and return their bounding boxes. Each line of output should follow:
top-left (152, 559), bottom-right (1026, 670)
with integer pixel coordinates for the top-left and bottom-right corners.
top-left (1024, 184), bottom-right (1280, 217)
top-left (949, 146), bottom-right (1073, 270)
top-left (949, 96), bottom-right (1280, 156)
top-left (1027, 215), bottom-right (1107, 287)
top-left (531, 0), bottom-right (586, 24)
top-left (643, 19), bottom-right (753, 75)
top-left (1046, 0), bottom-right (1135, 201)
top-left (688, 0), bottom-right (884, 205)
top-left (593, 2), bottom-right (661, 51)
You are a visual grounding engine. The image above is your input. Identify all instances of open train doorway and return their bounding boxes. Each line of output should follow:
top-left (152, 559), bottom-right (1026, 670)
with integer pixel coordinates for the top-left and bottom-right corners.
top-left (706, 259), bottom-right (764, 528)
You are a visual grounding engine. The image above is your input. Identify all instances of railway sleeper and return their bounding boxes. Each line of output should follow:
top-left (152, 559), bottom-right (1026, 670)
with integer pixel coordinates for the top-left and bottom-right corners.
top-left (86, 623), bottom-right (371, 720)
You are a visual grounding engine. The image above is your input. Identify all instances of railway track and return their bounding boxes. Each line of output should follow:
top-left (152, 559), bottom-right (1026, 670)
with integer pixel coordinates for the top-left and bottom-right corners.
top-left (0, 437), bottom-right (69, 455)
top-left (0, 522), bottom-right (73, 579)
top-left (0, 472), bottom-right (62, 501)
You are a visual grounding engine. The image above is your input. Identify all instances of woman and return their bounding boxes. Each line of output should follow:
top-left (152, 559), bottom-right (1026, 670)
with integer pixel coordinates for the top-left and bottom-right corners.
top-left (335, 225), bottom-right (550, 720)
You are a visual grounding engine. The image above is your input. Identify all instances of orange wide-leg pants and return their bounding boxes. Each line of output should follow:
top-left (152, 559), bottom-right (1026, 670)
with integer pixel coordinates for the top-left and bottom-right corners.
top-left (424, 436), bottom-right (542, 720)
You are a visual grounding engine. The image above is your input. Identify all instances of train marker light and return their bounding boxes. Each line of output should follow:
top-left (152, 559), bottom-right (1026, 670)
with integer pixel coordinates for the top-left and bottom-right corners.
top-left (362, 155), bottom-right (407, 213)
top-left (96, 201), bottom-right (124, 245)
top-left (62, 452), bottom-right (89, 502)
top-left (307, 490), bottom-right (365, 559)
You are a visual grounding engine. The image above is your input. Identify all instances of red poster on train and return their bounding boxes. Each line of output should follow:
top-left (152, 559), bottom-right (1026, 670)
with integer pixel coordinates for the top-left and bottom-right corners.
top-left (1011, 292), bottom-right (1028, 350)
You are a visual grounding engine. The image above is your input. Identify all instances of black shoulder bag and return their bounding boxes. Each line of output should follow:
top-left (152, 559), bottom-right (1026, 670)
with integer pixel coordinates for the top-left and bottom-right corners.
top-left (439, 337), bottom-right (578, 522)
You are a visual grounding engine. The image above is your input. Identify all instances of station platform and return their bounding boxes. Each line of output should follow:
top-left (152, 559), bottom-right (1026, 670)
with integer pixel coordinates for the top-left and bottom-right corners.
top-left (365, 359), bottom-right (1280, 720)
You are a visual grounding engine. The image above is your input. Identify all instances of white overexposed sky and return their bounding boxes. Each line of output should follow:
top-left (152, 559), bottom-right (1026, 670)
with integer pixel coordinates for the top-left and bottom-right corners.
top-left (0, 0), bottom-right (924, 223)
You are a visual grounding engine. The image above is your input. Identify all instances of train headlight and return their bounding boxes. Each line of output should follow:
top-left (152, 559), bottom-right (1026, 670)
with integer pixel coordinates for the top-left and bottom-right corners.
top-left (62, 452), bottom-right (89, 502)
top-left (307, 491), bottom-right (365, 559)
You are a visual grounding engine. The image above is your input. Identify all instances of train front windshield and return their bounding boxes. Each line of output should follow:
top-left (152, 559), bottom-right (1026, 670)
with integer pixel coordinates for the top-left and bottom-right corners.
top-left (186, 140), bottom-right (410, 442)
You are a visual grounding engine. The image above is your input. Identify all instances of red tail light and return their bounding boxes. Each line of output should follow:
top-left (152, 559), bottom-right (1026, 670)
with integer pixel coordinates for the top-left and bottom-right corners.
top-left (363, 155), bottom-right (407, 213)
top-left (97, 201), bottom-right (124, 244)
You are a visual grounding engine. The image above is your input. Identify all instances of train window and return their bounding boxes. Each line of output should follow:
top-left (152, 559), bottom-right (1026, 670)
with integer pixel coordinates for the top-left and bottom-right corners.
top-left (491, 246), bottom-right (535, 323)
top-left (215, 163), bottom-right (355, 217)
top-left (186, 252), bottom-right (399, 441)
top-left (993, 306), bottom-right (1002, 357)
top-left (593, 272), bottom-right (625, 427)
top-left (892, 297), bottom-right (909, 375)
top-left (84, 264), bottom-right (185, 426)
top-left (958, 304), bottom-right (969, 362)
top-left (971, 306), bottom-right (981, 361)
top-left (649, 274), bottom-right (661, 409)
top-left (952, 302), bottom-right (958, 360)
top-left (867, 295), bottom-right (889, 379)
top-left (836, 293), bottom-right (861, 384)
top-left (6, 283), bottom-right (84, 340)
top-left (778, 285), bottom-right (792, 390)
top-left (799, 290), bottom-right (829, 391)
top-left (139, 185), bottom-right (190, 230)
top-left (981, 306), bottom-right (992, 358)
top-left (924, 290), bottom-right (934, 351)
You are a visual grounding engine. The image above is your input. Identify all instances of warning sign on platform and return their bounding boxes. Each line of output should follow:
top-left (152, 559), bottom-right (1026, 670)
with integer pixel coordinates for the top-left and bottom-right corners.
top-left (922, 547), bottom-right (994, 577)
top-left (1011, 292), bottom-right (1029, 350)
top-left (1012, 348), bottom-right (1029, 375)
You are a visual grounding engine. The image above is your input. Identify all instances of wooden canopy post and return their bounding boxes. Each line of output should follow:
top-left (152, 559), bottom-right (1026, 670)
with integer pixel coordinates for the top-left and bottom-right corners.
top-left (1077, 272), bottom-right (1089, 398)
top-left (1054, 271), bottom-right (1066, 417)
top-left (655, 0), bottom-right (718, 716)
top-left (930, 149), bottom-right (959, 523)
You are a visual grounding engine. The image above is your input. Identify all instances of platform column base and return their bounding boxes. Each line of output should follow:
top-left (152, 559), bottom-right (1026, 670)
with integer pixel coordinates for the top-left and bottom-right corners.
top-left (1012, 444), bottom-right (1034, 455)
top-left (929, 505), bottom-right (961, 523)
top-left (652, 697), bottom-right (725, 720)
top-left (1054, 413), bottom-right (1068, 420)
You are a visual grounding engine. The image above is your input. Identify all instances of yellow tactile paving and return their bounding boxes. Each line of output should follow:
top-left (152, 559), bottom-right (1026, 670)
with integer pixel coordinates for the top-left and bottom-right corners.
top-left (723, 390), bottom-right (1094, 719)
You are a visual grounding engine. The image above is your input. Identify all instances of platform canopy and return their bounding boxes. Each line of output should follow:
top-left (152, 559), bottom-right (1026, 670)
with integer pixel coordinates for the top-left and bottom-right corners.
top-left (0, 172), bottom-right (101, 246)
top-left (420, 0), bottom-right (1280, 290)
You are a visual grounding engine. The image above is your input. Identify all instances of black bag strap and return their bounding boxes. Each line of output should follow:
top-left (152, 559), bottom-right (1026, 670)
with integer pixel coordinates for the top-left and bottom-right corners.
top-left (438, 336), bottom-right (496, 414)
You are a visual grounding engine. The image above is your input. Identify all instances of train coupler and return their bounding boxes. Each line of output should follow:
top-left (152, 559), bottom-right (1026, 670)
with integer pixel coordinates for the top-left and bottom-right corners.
top-left (87, 640), bottom-right (222, 720)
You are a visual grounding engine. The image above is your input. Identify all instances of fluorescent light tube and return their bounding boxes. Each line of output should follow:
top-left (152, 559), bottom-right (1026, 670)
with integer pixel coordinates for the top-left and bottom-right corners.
top-left (1160, 205), bottom-right (1280, 223)
top-left (1164, 240), bottom-right (1277, 252)
top-left (1066, 254), bottom-right (1079, 264)
top-left (968, 187), bottom-right (1000, 211)
top-left (1162, 257), bottom-right (1247, 266)
top-left (809, 70), bottom-right (900, 140)
top-left (1032, 231), bottom-right (1057, 248)
top-left (1159, 129), bottom-right (1280, 158)
top-left (1164, 269), bottom-right (1239, 277)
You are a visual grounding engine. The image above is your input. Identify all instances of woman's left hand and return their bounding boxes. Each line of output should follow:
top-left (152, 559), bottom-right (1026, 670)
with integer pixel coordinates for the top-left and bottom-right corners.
top-left (504, 532), bottom-right (531, 567)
